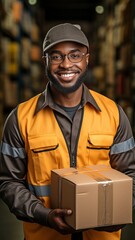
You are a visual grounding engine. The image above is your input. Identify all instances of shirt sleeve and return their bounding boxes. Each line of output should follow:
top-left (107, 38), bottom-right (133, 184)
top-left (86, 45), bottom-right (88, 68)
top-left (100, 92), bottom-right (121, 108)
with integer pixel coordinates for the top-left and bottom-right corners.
top-left (0, 107), bottom-right (51, 226)
top-left (110, 104), bottom-right (135, 209)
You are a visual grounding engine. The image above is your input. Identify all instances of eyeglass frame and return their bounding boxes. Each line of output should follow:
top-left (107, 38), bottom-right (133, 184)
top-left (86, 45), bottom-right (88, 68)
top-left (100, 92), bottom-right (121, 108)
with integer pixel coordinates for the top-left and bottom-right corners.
top-left (43, 50), bottom-right (88, 65)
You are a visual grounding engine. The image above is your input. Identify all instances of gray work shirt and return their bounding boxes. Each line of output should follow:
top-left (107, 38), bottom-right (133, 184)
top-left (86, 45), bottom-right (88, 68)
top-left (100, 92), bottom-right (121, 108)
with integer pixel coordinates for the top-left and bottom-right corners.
top-left (0, 82), bottom-right (135, 226)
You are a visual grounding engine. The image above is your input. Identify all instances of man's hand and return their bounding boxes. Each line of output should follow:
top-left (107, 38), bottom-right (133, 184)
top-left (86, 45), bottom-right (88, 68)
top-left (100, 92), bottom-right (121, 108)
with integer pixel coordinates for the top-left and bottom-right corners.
top-left (47, 208), bottom-right (75, 234)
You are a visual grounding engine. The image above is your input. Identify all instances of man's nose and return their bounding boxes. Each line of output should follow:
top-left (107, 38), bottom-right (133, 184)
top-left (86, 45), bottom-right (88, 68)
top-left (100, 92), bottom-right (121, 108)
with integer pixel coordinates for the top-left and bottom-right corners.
top-left (59, 55), bottom-right (73, 68)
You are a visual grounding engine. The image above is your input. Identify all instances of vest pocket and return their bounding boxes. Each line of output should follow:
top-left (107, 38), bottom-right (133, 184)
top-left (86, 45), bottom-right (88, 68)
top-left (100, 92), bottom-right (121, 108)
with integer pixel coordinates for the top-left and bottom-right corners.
top-left (28, 135), bottom-right (59, 183)
top-left (32, 144), bottom-right (59, 153)
top-left (87, 134), bottom-right (114, 164)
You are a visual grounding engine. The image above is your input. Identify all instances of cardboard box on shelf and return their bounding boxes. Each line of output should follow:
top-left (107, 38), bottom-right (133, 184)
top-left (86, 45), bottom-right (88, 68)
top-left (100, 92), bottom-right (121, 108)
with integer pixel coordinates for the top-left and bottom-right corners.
top-left (51, 165), bottom-right (132, 230)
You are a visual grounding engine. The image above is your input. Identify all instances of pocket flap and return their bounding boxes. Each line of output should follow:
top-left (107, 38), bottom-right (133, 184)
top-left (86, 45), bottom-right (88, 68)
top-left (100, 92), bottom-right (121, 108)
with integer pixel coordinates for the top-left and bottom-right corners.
top-left (88, 134), bottom-right (114, 147)
top-left (28, 135), bottom-right (58, 150)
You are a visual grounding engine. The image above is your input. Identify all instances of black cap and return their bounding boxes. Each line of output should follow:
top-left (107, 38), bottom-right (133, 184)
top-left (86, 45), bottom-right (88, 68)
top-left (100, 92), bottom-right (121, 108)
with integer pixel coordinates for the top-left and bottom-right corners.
top-left (43, 23), bottom-right (89, 53)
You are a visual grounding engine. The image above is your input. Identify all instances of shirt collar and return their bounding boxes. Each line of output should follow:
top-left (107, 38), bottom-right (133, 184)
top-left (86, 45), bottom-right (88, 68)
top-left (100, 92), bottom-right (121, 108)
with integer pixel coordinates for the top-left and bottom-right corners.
top-left (82, 84), bottom-right (101, 111)
top-left (35, 82), bottom-right (101, 115)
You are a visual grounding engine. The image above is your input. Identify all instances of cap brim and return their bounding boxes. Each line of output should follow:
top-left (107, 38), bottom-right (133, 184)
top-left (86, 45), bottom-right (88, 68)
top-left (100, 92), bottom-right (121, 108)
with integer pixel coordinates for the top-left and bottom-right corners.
top-left (43, 39), bottom-right (89, 52)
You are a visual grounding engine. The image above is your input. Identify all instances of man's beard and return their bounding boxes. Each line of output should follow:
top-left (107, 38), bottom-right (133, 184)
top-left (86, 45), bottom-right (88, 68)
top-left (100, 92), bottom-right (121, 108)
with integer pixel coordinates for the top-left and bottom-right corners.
top-left (45, 67), bottom-right (88, 94)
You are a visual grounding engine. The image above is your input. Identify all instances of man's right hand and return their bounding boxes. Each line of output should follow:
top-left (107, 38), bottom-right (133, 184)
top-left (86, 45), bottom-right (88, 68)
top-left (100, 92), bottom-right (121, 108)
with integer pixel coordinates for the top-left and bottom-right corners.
top-left (47, 208), bottom-right (75, 235)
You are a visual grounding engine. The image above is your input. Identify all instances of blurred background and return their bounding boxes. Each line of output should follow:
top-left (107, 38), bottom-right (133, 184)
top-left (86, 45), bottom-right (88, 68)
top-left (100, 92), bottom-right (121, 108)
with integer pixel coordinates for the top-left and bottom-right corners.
top-left (0, 0), bottom-right (135, 239)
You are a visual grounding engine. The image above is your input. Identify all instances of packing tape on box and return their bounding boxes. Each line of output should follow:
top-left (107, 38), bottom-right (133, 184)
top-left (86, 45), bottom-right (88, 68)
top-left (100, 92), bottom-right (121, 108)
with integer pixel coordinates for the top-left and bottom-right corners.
top-left (84, 171), bottom-right (113, 226)
top-left (58, 167), bottom-right (113, 226)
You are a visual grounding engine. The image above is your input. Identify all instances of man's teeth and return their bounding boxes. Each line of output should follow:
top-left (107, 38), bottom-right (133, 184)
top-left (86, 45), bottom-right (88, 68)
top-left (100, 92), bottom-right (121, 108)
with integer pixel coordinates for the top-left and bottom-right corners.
top-left (61, 73), bottom-right (75, 77)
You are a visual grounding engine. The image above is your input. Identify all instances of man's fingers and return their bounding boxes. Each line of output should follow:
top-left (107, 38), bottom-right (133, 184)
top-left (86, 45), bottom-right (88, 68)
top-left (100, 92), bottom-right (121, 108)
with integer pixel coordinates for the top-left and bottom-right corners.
top-left (66, 209), bottom-right (72, 215)
top-left (47, 208), bottom-right (74, 235)
top-left (58, 209), bottom-right (72, 217)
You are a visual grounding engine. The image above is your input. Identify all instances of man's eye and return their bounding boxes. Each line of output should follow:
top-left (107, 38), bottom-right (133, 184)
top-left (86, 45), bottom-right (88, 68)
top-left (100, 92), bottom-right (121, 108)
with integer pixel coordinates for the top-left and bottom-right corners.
top-left (51, 55), bottom-right (62, 60)
top-left (70, 53), bottom-right (81, 59)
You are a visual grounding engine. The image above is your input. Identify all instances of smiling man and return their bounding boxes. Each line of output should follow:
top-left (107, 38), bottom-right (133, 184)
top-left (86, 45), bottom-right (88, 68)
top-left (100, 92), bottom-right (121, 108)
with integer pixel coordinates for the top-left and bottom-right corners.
top-left (0, 23), bottom-right (135, 240)
top-left (45, 41), bottom-right (89, 95)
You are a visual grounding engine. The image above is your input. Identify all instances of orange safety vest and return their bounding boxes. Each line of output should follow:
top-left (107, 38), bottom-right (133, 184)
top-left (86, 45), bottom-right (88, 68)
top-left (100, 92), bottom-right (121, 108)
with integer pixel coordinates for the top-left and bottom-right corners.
top-left (18, 90), bottom-right (120, 240)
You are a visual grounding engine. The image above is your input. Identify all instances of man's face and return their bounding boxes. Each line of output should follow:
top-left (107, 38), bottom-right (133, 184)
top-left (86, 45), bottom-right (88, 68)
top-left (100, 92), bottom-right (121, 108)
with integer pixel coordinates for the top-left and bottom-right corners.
top-left (45, 41), bottom-right (89, 94)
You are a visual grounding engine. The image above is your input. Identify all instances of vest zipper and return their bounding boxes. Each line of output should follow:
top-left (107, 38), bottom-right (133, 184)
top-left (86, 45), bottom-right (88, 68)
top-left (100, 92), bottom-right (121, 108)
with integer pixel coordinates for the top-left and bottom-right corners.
top-left (71, 109), bottom-right (84, 168)
top-left (71, 154), bottom-right (76, 167)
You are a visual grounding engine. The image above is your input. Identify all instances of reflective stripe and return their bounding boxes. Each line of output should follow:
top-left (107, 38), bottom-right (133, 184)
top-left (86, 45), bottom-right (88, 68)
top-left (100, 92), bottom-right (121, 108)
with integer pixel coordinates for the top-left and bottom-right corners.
top-left (0, 141), bottom-right (26, 159)
top-left (28, 184), bottom-right (51, 197)
top-left (110, 136), bottom-right (135, 155)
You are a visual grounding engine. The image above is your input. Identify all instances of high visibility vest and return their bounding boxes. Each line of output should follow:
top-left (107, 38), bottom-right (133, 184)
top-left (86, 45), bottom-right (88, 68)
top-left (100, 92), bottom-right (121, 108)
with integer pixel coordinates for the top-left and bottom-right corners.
top-left (18, 90), bottom-right (120, 240)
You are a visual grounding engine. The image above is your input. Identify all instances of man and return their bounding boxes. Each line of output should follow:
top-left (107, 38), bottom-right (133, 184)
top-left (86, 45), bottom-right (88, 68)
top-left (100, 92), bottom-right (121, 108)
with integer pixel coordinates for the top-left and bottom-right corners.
top-left (0, 23), bottom-right (135, 240)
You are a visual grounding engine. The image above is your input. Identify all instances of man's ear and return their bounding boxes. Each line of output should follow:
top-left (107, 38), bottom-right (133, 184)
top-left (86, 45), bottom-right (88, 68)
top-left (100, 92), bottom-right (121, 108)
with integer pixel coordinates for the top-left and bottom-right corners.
top-left (86, 53), bottom-right (90, 65)
top-left (42, 55), bottom-right (49, 67)
top-left (42, 56), bottom-right (46, 63)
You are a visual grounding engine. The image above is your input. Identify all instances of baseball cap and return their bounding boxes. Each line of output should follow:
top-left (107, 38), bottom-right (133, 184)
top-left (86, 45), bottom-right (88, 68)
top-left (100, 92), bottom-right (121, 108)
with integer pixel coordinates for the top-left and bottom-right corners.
top-left (43, 23), bottom-right (89, 53)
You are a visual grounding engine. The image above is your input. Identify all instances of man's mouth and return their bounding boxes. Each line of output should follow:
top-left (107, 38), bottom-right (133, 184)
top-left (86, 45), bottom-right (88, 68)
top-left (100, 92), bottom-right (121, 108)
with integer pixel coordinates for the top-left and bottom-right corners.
top-left (60, 73), bottom-right (76, 80)
top-left (57, 71), bottom-right (79, 81)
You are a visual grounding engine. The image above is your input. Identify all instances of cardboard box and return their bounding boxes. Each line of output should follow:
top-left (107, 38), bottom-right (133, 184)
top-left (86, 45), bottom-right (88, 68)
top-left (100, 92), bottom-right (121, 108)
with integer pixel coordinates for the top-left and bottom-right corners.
top-left (51, 165), bottom-right (132, 230)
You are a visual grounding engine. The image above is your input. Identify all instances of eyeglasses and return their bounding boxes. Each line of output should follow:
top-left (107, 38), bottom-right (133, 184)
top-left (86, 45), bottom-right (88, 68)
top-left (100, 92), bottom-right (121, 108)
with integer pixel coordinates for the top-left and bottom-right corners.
top-left (45, 51), bottom-right (87, 64)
